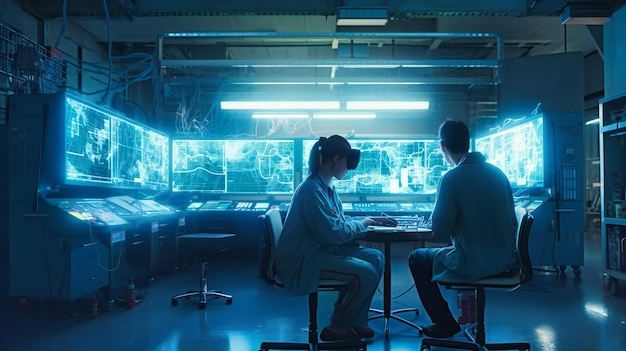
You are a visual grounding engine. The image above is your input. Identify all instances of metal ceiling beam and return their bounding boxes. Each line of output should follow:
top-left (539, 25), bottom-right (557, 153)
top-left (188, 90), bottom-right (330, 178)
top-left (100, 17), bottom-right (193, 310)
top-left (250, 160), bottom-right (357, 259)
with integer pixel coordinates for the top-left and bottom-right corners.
top-left (157, 32), bottom-right (504, 86)
top-left (164, 76), bottom-right (499, 86)
top-left (21, 0), bottom-right (609, 18)
top-left (160, 58), bottom-right (500, 69)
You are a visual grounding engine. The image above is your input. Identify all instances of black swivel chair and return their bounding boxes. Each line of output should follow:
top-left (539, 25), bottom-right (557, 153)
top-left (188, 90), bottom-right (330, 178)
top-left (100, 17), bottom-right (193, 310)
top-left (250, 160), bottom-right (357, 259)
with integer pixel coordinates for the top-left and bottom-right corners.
top-left (258, 209), bottom-right (367, 351)
top-left (171, 232), bottom-right (235, 309)
top-left (421, 213), bottom-right (534, 351)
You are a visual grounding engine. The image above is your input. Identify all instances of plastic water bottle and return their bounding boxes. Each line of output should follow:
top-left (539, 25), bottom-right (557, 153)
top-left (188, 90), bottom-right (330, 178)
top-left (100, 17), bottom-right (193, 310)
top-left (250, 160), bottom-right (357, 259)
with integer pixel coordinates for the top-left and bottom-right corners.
top-left (126, 278), bottom-right (136, 309)
top-left (456, 289), bottom-right (476, 324)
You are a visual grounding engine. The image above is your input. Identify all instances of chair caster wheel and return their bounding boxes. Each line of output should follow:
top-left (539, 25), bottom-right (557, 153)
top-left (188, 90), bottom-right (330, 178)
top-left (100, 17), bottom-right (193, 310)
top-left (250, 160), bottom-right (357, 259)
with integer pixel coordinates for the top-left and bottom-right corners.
top-left (171, 298), bottom-right (178, 306)
top-left (226, 298), bottom-right (233, 305)
top-left (199, 302), bottom-right (206, 309)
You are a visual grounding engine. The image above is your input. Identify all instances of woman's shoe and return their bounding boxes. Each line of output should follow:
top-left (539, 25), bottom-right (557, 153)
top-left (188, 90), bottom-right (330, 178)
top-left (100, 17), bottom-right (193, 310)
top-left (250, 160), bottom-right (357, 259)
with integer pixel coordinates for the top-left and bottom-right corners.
top-left (320, 327), bottom-right (362, 341)
top-left (352, 325), bottom-right (375, 338)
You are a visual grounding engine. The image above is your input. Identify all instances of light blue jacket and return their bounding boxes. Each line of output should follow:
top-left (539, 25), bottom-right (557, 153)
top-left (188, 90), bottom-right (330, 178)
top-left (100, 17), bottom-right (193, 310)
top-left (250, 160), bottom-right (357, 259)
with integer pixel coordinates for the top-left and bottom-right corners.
top-left (431, 152), bottom-right (519, 282)
top-left (274, 173), bottom-right (367, 295)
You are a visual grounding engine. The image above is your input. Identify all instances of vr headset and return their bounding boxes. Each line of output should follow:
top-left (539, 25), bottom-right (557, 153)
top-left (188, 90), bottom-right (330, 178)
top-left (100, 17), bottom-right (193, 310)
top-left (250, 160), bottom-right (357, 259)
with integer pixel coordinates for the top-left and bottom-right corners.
top-left (347, 149), bottom-right (361, 170)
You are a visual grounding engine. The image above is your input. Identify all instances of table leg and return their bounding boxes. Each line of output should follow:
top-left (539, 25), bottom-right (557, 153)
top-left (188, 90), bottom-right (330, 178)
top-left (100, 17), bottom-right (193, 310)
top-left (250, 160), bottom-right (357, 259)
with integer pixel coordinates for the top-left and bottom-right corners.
top-left (368, 241), bottom-right (422, 337)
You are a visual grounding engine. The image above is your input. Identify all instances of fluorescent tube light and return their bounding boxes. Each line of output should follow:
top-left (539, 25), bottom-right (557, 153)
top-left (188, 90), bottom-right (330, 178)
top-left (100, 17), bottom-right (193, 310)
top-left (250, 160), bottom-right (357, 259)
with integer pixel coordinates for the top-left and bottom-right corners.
top-left (252, 113), bottom-right (309, 119)
top-left (585, 118), bottom-right (600, 125)
top-left (336, 7), bottom-right (388, 26)
top-left (313, 113), bottom-right (376, 119)
top-left (346, 101), bottom-right (429, 110)
top-left (221, 101), bottom-right (340, 110)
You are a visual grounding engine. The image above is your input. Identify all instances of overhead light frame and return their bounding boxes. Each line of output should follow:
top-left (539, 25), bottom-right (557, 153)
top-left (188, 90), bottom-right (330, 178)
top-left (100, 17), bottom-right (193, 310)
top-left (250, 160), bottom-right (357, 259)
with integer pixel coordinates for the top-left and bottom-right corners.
top-left (346, 101), bottom-right (430, 110)
top-left (336, 7), bottom-right (388, 26)
top-left (252, 113), bottom-right (310, 119)
top-left (221, 101), bottom-right (340, 110)
top-left (560, 3), bottom-right (611, 25)
top-left (313, 113), bottom-right (376, 119)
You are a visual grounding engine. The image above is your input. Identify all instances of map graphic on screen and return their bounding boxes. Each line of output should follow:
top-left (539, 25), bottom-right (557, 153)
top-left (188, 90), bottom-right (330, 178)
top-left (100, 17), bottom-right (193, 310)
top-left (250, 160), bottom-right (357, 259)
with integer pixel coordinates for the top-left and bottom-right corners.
top-left (225, 140), bottom-right (294, 193)
top-left (172, 139), bottom-right (294, 193)
top-left (112, 118), bottom-right (170, 191)
top-left (64, 95), bottom-right (169, 190)
top-left (474, 116), bottom-right (544, 188)
top-left (303, 139), bottom-right (449, 194)
top-left (65, 97), bottom-right (113, 185)
top-left (171, 140), bottom-right (226, 192)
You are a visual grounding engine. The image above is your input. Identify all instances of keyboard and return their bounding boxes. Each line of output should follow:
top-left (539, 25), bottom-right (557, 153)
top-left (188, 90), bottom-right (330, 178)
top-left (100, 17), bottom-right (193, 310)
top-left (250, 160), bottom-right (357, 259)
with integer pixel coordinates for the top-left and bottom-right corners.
top-left (367, 225), bottom-right (429, 233)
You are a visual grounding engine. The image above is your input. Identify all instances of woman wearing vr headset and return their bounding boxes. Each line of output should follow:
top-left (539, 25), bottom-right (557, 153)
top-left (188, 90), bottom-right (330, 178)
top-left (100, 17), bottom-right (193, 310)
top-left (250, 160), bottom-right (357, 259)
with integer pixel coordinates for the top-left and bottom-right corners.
top-left (275, 135), bottom-right (393, 341)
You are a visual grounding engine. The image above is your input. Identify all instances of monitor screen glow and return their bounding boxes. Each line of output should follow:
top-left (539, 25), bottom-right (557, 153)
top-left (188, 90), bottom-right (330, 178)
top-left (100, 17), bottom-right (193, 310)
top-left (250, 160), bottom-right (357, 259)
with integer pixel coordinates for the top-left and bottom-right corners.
top-left (63, 95), bottom-right (169, 190)
top-left (171, 139), bottom-right (294, 193)
top-left (302, 139), bottom-right (449, 194)
top-left (64, 96), bottom-right (113, 185)
top-left (474, 116), bottom-right (544, 188)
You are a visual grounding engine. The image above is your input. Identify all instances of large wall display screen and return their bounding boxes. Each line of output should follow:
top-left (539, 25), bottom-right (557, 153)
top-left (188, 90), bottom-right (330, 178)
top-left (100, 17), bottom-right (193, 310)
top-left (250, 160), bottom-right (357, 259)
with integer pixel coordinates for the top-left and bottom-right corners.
top-left (111, 118), bottom-right (170, 191)
top-left (64, 97), bottom-right (113, 185)
top-left (303, 139), bottom-right (449, 194)
top-left (64, 96), bottom-right (169, 190)
top-left (474, 116), bottom-right (544, 188)
top-left (172, 139), bottom-right (294, 193)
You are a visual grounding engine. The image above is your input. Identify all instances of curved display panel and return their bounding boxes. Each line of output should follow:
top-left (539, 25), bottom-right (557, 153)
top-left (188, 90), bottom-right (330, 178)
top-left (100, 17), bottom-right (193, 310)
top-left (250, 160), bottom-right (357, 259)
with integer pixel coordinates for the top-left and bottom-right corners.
top-left (64, 97), bottom-right (113, 185)
top-left (171, 140), bottom-right (226, 192)
top-left (303, 139), bottom-right (449, 194)
top-left (64, 95), bottom-right (169, 190)
top-left (172, 139), bottom-right (294, 193)
top-left (111, 117), bottom-right (169, 191)
top-left (474, 116), bottom-right (544, 188)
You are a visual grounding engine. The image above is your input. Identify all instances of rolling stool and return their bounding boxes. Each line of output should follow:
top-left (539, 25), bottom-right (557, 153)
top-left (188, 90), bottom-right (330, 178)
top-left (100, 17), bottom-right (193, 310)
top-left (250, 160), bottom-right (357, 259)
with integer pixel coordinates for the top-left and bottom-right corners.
top-left (171, 233), bottom-right (235, 309)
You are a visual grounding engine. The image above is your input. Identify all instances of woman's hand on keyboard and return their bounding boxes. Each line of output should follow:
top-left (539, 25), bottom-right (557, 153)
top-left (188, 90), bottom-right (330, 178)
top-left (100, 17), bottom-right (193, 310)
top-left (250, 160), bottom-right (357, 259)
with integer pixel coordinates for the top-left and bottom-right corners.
top-left (369, 216), bottom-right (398, 227)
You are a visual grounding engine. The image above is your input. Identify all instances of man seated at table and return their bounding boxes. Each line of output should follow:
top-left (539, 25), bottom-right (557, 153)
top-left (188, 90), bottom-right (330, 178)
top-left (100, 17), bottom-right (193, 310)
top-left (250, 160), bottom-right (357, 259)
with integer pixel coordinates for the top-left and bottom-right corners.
top-left (407, 119), bottom-right (519, 338)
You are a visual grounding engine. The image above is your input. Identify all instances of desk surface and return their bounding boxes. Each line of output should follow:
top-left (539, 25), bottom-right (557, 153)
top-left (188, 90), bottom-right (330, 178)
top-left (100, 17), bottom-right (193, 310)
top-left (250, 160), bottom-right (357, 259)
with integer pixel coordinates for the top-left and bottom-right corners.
top-left (363, 227), bottom-right (433, 243)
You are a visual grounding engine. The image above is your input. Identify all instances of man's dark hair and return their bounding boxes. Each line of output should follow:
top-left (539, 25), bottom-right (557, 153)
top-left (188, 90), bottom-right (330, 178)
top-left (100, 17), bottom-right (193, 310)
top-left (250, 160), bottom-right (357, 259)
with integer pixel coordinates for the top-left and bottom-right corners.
top-left (439, 119), bottom-right (470, 154)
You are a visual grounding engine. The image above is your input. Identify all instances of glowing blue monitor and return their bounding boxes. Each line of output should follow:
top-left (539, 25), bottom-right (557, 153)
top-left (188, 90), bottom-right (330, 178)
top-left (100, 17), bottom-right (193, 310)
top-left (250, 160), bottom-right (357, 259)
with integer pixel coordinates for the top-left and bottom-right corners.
top-left (302, 139), bottom-right (449, 194)
top-left (111, 117), bottom-right (170, 191)
top-left (224, 140), bottom-right (294, 193)
top-left (474, 116), bottom-right (544, 188)
top-left (64, 96), bottom-right (114, 186)
top-left (171, 139), bottom-right (294, 193)
top-left (171, 140), bottom-right (226, 192)
top-left (64, 95), bottom-right (169, 190)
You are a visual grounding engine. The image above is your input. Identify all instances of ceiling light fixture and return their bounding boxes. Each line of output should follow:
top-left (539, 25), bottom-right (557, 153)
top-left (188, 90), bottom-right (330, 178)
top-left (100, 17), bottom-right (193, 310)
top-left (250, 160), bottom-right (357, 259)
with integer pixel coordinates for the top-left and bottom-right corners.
top-left (346, 101), bottom-right (430, 110)
top-left (252, 113), bottom-right (309, 119)
top-left (221, 101), bottom-right (340, 110)
top-left (313, 113), bottom-right (376, 119)
top-left (560, 3), bottom-right (611, 25)
top-left (336, 7), bottom-right (388, 26)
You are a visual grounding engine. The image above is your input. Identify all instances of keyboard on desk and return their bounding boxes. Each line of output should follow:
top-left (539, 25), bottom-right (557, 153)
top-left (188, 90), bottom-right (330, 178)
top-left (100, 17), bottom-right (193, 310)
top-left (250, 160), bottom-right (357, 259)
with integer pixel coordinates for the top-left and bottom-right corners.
top-left (367, 225), bottom-right (429, 233)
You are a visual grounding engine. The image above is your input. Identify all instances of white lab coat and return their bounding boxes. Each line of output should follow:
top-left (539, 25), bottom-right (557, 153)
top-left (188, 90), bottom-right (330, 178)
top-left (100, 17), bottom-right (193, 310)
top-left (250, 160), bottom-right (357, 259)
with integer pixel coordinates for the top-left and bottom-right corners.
top-left (431, 152), bottom-right (519, 282)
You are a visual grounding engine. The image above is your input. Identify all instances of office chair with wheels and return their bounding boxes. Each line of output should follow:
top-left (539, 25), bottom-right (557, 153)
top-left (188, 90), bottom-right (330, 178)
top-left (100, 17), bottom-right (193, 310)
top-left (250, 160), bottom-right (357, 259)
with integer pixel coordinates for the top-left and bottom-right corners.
top-left (258, 209), bottom-right (367, 351)
top-left (421, 213), bottom-right (534, 351)
top-left (171, 233), bottom-right (234, 309)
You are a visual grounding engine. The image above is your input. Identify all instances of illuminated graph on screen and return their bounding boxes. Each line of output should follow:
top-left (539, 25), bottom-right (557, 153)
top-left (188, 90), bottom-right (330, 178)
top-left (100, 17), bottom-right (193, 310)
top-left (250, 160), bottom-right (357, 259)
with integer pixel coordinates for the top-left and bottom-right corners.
top-left (303, 139), bottom-right (449, 194)
top-left (141, 129), bottom-right (169, 191)
top-left (172, 140), bottom-right (226, 192)
top-left (112, 118), bottom-right (142, 187)
top-left (172, 140), bottom-right (294, 193)
top-left (474, 116), bottom-right (544, 188)
top-left (65, 97), bottom-right (113, 185)
top-left (225, 140), bottom-right (294, 193)
top-left (111, 118), bottom-right (170, 191)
